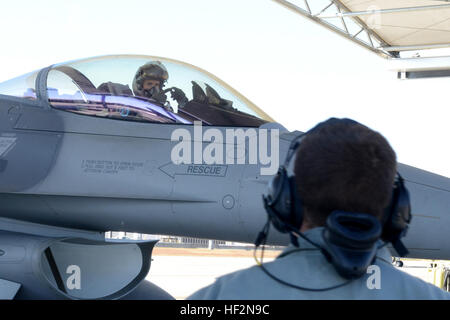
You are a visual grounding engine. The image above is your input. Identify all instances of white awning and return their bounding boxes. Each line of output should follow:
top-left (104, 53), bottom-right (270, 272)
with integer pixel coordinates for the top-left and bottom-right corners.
top-left (273, 0), bottom-right (450, 58)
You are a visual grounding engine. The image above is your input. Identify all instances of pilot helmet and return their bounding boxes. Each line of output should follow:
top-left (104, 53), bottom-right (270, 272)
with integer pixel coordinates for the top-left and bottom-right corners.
top-left (132, 61), bottom-right (169, 98)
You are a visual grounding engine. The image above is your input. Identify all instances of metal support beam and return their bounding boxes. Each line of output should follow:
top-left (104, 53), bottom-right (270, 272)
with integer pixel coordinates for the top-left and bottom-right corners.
top-left (318, 3), bottom-right (450, 19)
top-left (337, 5), bottom-right (349, 34)
top-left (352, 28), bottom-right (364, 39)
top-left (316, 2), bottom-right (334, 16)
top-left (303, 0), bottom-right (311, 14)
top-left (271, 0), bottom-right (394, 58)
top-left (382, 43), bottom-right (450, 52)
top-left (332, 0), bottom-right (389, 46)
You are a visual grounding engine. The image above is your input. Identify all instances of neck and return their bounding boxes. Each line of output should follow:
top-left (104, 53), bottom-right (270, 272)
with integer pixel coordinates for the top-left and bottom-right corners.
top-left (299, 218), bottom-right (317, 233)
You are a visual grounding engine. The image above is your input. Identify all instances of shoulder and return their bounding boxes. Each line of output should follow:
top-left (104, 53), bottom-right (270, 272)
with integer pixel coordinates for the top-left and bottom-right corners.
top-left (187, 265), bottom-right (277, 300)
top-left (375, 260), bottom-right (450, 299)
top-left (187, 251), bottom-right (450, 300)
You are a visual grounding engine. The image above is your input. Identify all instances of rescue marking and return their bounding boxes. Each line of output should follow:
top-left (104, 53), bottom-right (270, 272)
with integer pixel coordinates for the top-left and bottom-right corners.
top-left (159, 162), bottom-right (227, 178)
top-left (170, 121), bottom-right (279, 175)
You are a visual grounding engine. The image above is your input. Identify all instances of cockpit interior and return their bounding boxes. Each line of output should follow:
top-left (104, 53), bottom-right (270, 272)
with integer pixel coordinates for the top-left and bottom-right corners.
top-left (0, 55), bottom-right (272, 127)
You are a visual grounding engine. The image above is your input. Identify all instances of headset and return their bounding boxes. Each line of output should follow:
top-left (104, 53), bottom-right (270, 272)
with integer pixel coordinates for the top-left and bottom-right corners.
top-left (258, 120), bottom-right (412, 289)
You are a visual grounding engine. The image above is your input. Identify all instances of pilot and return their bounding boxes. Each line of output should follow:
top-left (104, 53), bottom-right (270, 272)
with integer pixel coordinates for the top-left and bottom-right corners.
top-left (187, 118), bottom-right (450, 300)
top-left (132, 61), bottom-right (188, 110)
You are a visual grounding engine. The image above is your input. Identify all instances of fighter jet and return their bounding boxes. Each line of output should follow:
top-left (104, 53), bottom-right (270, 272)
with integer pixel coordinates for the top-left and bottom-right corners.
top-left (0, 54), bottom-right (449, 299)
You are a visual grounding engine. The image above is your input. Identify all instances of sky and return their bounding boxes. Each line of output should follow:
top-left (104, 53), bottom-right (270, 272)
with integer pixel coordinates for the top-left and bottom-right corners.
top-left (0, 0), bottom-right (448, 177)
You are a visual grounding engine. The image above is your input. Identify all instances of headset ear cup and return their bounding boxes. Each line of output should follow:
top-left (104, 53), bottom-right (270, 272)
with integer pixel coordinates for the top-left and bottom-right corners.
top-left (392, 184), bottom-right (412, 229)
top-left (289, 176), bottom-right (303, 231)
top-left (264, 202), bottom-right (289, 233)
top-left (264, 167), bottom-right (294, 233)
top-left (381, 175), bottom-right (412, 256)
top-left (263, 133), bottom-right (305, 236)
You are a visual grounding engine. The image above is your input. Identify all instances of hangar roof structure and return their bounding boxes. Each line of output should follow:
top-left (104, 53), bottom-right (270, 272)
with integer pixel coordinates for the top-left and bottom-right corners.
top-left (273, 0), bottom-right (450, 59)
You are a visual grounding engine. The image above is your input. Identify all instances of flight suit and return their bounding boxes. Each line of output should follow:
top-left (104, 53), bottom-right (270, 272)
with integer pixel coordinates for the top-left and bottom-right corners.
top-left (187, 227), bottom-right (450, 299)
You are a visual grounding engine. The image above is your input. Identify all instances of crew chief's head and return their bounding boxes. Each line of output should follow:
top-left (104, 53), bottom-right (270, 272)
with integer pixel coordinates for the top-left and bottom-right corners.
top-left (293, 118), bottom-right (397, 232)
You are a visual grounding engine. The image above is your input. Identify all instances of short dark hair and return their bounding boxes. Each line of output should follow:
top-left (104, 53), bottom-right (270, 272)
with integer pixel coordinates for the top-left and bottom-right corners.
top-left (293, 118), bottom-right (397, 226)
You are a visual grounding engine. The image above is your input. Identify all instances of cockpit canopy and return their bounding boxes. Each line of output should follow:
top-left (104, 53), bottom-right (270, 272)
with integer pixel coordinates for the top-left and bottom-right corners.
top-left (0, 55), bottom-right (272, 127)
top-left (44, 55), bottom-right (272, 127)
top-left (0, 70), bottom-right (38, 100)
